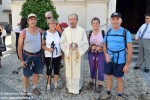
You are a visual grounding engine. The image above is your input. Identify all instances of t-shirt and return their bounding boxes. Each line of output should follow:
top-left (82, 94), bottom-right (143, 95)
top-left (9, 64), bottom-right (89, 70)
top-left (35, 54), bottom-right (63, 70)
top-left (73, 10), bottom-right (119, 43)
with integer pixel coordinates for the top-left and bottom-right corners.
top-left (42, 30), bottom-right (62, 58)
top-left (90, 31), bottom-right (103, 46)
top-left (103, 27), bottom-right (132, 64)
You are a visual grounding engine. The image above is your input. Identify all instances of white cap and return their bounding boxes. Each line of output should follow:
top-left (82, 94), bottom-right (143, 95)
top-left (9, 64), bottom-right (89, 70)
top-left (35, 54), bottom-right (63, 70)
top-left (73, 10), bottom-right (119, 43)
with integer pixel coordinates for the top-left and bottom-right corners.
top-left (28, 13), bottom-right (37, 19)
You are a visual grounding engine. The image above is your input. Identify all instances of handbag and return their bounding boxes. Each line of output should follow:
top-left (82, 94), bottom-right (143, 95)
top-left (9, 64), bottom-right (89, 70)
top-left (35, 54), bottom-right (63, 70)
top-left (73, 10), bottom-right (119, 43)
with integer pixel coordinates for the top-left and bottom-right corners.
top-left (0, 37), bottom-right (6, 52)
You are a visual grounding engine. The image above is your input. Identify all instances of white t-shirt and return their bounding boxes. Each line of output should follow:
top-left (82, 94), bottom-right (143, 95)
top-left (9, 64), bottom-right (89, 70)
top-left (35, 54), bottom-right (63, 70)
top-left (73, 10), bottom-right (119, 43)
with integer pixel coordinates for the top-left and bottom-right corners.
top-left (1, 29), bottom-right (7, 37)
top-left (43, 30), bottom-right (62, 58)
top-left (13, 26), bottom-right (21, 33)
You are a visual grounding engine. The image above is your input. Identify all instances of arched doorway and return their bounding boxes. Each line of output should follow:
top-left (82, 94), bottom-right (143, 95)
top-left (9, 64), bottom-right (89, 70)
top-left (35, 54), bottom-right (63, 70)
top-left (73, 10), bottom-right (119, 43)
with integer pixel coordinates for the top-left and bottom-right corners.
top-left (116, 0), bottom-right (149, 33)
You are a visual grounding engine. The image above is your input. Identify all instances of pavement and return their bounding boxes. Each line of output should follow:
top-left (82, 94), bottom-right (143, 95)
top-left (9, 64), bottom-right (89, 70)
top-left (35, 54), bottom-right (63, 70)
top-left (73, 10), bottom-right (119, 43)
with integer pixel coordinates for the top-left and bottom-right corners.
top-left (0, 35), bottom-right (150, 100)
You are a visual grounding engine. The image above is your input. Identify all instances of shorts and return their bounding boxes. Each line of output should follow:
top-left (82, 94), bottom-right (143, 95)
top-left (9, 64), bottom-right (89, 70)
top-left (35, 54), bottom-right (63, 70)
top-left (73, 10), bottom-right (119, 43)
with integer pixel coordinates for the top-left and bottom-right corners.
top-left (45, 56), bottom-right (62, 75)
top-left (22, 52), bottom-right (44, 77)
top-left (104, 62), bottom-right (125, 77)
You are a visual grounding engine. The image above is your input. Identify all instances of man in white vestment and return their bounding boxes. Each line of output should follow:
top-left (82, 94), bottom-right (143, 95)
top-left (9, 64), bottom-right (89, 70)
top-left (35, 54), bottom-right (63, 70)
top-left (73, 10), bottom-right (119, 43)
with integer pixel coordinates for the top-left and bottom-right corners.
top-left (60, 13), bottom-right (89, 94)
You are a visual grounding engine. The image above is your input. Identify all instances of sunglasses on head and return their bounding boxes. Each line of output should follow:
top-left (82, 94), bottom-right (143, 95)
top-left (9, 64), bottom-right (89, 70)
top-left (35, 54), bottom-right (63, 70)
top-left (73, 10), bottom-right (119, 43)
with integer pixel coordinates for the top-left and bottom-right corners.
top-left (46, 17), bottom-right (51, 19)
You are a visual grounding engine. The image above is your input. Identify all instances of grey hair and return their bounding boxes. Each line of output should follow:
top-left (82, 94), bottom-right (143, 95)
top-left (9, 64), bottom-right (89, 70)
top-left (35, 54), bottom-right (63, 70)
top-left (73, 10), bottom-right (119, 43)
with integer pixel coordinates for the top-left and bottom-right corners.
top-left (68, 13), bottom-right (78, 20)
top-left (45, 11), bottom-right (53, 16)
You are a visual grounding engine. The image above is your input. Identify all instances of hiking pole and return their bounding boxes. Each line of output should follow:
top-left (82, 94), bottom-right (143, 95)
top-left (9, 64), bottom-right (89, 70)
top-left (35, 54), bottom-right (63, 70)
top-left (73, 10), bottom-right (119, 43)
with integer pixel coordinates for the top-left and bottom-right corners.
top-left (12, 57), bottom-right (31, 75)
top-left (95, 51), bottom-right (98, 92)
top-left (46, 41), bottom-right (55, 92)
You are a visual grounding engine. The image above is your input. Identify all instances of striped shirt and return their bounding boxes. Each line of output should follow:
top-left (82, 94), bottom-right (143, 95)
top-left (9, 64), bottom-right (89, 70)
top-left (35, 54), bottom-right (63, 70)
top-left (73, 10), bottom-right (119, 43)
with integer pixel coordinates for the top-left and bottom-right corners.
top-left (135, 23), bottom-right (150, 39)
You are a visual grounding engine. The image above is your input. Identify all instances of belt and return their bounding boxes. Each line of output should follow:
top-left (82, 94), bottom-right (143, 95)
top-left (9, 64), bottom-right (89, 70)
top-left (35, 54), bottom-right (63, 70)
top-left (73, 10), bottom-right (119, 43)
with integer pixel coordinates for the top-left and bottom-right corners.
top-left (23, 50), bottom-right (41, 56)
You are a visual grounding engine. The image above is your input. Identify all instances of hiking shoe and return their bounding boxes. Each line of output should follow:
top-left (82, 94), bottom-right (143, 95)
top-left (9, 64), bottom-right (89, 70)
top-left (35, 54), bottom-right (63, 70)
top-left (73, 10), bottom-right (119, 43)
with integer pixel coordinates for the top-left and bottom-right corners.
top-left (116, 96), bottom-right (123, 100)
top-left (97, 85), bottom-right (103, 93)
top-left (101, 92), bottom-right (112, 100)
top-left (32, 88), bottom-right (40, 96)
top-left (87, 82), bottom-right (94, 89)
top-left (22, 92), bottom-right (30, 100)
top-left (144, 69), bottom-right (149, 73)
top-left (134, 66), bottom-right (140, 70)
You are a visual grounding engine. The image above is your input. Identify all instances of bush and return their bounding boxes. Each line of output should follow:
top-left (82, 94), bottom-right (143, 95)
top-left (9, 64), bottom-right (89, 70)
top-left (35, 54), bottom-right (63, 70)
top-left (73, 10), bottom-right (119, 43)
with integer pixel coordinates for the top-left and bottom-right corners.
top-left (20, 0), bottom-right (59, 29)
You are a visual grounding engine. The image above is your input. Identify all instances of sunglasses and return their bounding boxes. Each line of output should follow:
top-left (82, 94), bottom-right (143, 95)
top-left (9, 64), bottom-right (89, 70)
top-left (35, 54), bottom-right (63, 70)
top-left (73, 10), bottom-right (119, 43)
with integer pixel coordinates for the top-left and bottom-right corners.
top-left (46, 17), bottom-right (51, 19)
top-left (145, 18), bottom-right (149, 19)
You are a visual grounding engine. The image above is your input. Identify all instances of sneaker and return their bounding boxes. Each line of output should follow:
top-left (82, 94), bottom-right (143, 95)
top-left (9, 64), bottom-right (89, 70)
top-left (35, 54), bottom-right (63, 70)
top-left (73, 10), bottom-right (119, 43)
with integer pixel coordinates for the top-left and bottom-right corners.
top-left (54, 83), bottom-right (58, 89)
top-left (101, 92), bottom-right (112, 100)
top-left (134, 66), bottom-right (140, 70)
top-left (144, 69), bottom-right (149, 73)
top-left (32, 87), bottom-right (40, 96)
top-left (22, 92), bottom-right (30, 100)
top-left (47, 85), bottom-right (50, 90)
top-left (116, 96), bottom-right (123, 100)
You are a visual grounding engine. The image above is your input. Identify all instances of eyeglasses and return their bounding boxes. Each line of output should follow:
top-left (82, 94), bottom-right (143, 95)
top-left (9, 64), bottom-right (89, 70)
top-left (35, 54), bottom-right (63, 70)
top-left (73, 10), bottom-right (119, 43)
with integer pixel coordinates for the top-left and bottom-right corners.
top-left (46, 17), bottom-right (51, 19)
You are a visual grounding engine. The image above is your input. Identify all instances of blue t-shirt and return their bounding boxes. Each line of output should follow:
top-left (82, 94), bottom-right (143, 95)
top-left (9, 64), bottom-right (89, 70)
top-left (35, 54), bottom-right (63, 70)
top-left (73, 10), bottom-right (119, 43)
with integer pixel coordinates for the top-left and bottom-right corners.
top-left (103, 27), bottom-right (132, 64)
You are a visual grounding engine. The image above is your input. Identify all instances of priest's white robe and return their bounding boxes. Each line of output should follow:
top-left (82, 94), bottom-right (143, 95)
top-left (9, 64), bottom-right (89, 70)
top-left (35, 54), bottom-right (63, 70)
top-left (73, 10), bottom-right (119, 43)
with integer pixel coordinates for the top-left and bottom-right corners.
top-left (60, 25), bottom-right (89, 94)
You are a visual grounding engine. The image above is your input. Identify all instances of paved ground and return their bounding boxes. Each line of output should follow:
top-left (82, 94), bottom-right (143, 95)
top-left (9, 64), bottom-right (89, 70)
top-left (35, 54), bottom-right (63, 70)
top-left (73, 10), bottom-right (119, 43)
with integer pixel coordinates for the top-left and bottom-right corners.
top-left (0, 35), bottom-right (150, 100)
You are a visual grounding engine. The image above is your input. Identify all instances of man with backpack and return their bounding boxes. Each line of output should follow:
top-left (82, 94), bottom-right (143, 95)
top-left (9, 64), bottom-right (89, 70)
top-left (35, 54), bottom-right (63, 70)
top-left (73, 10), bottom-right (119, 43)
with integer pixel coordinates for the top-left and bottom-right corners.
top-left (101, 12), bottom-right (132, 100)
top-left (18, 13), bottom-right (44, 97)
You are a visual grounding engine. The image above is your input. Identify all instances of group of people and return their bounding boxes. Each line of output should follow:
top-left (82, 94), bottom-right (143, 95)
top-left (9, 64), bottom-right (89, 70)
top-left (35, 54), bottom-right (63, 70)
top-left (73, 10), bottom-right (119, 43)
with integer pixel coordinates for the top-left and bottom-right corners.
top-left (12, 11), bottom-right (150, 100)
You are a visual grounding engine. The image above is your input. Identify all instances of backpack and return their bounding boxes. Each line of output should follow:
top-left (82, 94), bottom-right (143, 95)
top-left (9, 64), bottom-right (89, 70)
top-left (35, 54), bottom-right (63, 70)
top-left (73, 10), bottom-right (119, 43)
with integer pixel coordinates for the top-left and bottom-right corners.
top-left (105, 28), bottom-right (128, 64)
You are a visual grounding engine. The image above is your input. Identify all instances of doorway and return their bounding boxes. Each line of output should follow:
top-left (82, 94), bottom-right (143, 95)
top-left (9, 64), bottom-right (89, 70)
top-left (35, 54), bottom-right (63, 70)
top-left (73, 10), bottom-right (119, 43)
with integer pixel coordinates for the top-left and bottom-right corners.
top-left (116, 0), bottom-right (149, 33)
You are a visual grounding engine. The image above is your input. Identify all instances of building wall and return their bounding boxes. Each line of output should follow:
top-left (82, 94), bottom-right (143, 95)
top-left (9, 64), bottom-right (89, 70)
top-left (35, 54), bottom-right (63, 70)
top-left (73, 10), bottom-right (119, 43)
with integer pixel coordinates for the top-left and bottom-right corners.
top-left (0, 0), bottom-right (11, 24)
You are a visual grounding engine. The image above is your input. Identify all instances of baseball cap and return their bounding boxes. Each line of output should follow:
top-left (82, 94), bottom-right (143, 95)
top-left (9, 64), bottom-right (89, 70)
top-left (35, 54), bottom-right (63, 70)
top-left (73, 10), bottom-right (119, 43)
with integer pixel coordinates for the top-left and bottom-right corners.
top-left (28, 13), bottom-right (37, 19)
top-left (111, 12), bottom-right (121, 18)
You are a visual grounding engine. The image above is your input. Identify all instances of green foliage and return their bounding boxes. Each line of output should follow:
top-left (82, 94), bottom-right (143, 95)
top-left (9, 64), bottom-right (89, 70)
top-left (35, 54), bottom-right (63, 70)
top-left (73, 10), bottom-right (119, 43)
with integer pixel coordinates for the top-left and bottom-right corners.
top-left (20, 0), bottom-right (59, 29)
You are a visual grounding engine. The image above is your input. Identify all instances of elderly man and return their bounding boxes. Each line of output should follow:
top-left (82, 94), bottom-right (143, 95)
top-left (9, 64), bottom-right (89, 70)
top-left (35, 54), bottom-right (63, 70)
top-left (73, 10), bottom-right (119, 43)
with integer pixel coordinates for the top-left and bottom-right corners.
top-left (45, 11), bottom-right (63, 33)
top-left (134, 13), bottom-right (150, 73)
top-left (60, 13), bottom-right (89, 94)
top-left (101, 12), bottom-right (132, 100)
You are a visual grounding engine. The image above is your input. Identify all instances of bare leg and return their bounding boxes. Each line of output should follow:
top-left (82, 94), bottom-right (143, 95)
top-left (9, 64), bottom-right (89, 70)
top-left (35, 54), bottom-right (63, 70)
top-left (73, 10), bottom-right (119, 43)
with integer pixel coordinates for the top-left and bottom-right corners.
top-left (46, 75), bottom-right (51, 85)
top-left (106, 75), bottom-right (113, 91)
top-left (116, 77), bottom-right (123, 94)
top-left (33, 74), bottom-right (39, 88)
top-left (23, 76), bottom-right (29, 93)
top-left (54, 75), bottom-right (58, 84)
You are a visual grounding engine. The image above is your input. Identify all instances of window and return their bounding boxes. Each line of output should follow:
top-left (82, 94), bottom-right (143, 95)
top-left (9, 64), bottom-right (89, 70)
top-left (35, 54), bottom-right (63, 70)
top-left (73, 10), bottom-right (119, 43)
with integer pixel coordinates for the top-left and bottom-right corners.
top-left (0, 0), bottom-right (2, 5)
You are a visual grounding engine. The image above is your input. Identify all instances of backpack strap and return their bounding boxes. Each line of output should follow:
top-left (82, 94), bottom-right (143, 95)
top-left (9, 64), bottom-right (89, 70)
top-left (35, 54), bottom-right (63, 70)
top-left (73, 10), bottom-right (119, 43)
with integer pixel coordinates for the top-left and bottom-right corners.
top-left (123, 28), bottom-right (128, 49)
top-left (106, 28), bottom-right (112, 48)
top-left (88, 30), bottom-right (93, 42)
top-left (43, 31), bottom-right (47, 40)
top-left (101, 30), bottom-right (105, 38)
top-left (56, 30), bottom-right (61, 38)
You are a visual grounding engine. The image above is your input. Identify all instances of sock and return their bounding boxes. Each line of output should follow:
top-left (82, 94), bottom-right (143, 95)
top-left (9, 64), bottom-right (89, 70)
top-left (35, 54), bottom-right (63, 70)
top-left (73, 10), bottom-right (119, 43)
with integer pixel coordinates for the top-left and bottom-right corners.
top-left (118, 93), bottom-right (122, 97)
top-left (106, 91), bottom-right (111, 95)
top-left (33, 84), bottom-right (37, 89)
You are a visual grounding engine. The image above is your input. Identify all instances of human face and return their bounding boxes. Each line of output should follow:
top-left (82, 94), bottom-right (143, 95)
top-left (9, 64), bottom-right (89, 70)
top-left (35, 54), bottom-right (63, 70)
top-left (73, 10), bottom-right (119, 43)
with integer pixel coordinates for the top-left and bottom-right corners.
top-left (28, 17), bottom-right (37, 27)
top-left (145, 16), bottom-right (150, 23)
top-left (92, 20), bottom-right (100, 30)
top-left (110, 17), bottom-right (122, 29)
top-left (68, 15), bottom-right (78, 28)
top-left (49, 22), bottom-right (57, 31)
top-left (45, 14), bottom-right (53, 21)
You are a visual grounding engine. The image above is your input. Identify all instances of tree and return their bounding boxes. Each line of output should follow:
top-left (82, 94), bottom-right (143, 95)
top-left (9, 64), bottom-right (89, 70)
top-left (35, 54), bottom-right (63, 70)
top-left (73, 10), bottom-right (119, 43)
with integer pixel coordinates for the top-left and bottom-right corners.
top-left (20, 0), bottom-right (59, 29)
